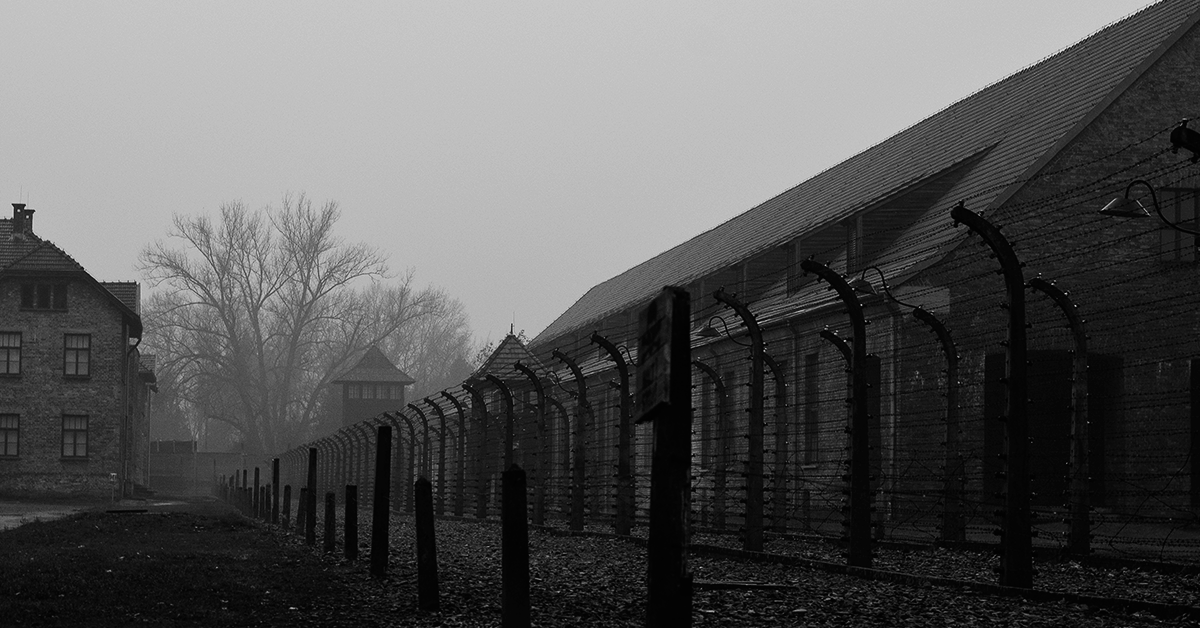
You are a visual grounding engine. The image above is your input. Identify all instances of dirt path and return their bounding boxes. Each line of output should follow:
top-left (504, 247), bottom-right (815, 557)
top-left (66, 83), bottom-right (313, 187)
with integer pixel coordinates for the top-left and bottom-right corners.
top-left (0, 501), bottom-right (83, 531)
top-left (0, 495), bottom-right (237, 531)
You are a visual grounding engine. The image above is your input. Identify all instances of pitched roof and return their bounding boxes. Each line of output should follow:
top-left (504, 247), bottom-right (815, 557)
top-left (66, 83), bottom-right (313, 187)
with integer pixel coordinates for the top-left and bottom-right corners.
top-left (331, 346), bottom-right (416, 384)
top-left (468, 333), bottom-right (552, 384)
top-left (101, 282), bottom-right (140, 314)
top-left (139, 354), bottom-right (157, 384)
top-left (0, 218), bottom-right (87, 274)
top-left (1, 216), bottom-right (144, 338)
top-left (533, 0), bottom-right (1200, 346)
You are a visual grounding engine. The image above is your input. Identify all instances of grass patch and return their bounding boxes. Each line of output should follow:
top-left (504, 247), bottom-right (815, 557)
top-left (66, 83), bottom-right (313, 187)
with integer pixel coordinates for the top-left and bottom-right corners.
top-left (0, 507), bottom-right (362, 626)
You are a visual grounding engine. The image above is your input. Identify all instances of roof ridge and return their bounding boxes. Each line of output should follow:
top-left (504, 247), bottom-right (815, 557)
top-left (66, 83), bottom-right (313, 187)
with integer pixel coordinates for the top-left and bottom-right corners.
top-left (5, 238), bottom-right (86, 273)
top-left (732, 1), bottom-right (1163, 223)
top-left (882, 0), bottom-right (1161, 149)
top-left (531, 0), bottom-right (1200, 347)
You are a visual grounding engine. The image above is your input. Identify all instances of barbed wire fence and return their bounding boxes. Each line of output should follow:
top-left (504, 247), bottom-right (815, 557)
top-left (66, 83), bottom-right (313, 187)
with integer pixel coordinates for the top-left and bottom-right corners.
top-left (215, 121), bottom-right (1200, 596)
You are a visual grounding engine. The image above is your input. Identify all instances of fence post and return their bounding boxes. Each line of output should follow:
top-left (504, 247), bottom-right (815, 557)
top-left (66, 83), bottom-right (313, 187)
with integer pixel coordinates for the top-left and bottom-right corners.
top-left (397, 413), bottom-right (418, 514)
top-left (296, 487), bottom-right (307, 535)
top-left (372, 425), bottom-right (392, 579)
top-left (440, 391), bottom-right (469, 518)
top-left (408, 403), bottom-right (432, 482)
top-left (415, 476), bottom-right (440, 611)
top-left (346, 485), bottom-right (358, 561)
top-left (952, 203), bottom-right (1031, 588)
top-left (712, 288), bottom-right (765, 553)
top-left (514, 362), bottom-right (548, 527)
top-left (547, 397), bottom-right (571, 522)
top-left (1028, 277), bottom-right (1091, 557)
top-left (502, 464), bottom-right (530, 628)
top-left (463, 384), bottom-right (491, 520)
top-left (484, 375), bottom-right (516, 470)
top-left (803, 260), bottom-right (873, 569)
top-left (272, 458), bottom-right (281, 525)
top-left (306, 448), bottom-right (318, 546)
top-left (425, 398), bottom-right (450, 517)
top-left (324, 492), bottom-right (337, 553)
top-left (900, 306), bottom-right (964, 544)
top-left (384, 414), bottom-right (404, 514)
top-left (282, 485), bottom-right (292, 530)
top-left (553, 349), bottom-right (591, 533)
top-left (591, 333), bottom-right (635, 536)
top-left (253, 467), bottom-right (261, 519)
top-left (764, 353), bottom-right (788, 533)
top-left (692, 361), bottom-right (726, 530)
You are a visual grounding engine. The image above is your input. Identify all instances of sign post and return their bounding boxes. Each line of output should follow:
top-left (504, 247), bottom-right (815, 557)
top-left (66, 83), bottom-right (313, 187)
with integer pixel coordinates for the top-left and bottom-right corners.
top-left (639, 286), bottom-right (692, 628)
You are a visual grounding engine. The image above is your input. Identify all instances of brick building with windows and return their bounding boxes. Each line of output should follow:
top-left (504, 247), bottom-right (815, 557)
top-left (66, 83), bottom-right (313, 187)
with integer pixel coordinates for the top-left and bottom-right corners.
top-left (0, 203), bottom-right (154, 499)
top-left (527, 0), bottom-right (1200, 543)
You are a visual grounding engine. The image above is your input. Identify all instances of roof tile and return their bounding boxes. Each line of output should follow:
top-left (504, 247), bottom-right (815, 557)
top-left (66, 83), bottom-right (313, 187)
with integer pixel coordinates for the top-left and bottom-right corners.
top-left (534, 0), bottom-right (1200, 346)
top-left (331, 346), bottom-right (416, 384)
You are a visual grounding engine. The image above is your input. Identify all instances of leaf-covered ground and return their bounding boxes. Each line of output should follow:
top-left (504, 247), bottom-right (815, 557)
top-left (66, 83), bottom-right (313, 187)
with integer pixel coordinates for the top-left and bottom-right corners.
top-left (0, 499), bottom-right (1194, 626)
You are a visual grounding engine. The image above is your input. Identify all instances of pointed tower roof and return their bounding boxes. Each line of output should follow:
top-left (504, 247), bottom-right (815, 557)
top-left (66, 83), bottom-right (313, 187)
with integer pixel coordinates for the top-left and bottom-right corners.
top-left (468, 333), bottom-right (552, 385)
top-left (331, 346), bottom-right (416, 384)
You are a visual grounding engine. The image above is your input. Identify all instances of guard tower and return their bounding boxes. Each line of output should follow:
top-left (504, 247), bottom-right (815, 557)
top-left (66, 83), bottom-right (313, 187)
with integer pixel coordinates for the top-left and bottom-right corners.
top-left (330, 346), bottom-right (415, 426)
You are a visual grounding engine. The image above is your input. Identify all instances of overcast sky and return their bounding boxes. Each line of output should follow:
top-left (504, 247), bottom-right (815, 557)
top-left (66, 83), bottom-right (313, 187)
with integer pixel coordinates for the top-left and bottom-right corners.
top-left (0, 1), bottom-right (1157, 345)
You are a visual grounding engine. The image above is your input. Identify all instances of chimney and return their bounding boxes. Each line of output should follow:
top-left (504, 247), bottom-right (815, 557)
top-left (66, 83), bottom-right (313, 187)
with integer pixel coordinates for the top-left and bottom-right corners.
top-left (10, 203), bottom-right (33, 237)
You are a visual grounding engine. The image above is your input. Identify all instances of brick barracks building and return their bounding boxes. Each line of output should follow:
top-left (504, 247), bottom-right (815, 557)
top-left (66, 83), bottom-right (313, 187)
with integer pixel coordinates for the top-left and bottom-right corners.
top-left (0, 204), bottom-right (154, 499)
top-left (528, 0), bottom-right (1200, 541)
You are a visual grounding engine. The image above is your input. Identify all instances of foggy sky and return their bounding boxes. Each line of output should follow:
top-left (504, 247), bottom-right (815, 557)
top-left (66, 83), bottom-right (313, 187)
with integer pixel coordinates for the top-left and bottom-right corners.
top-left (0, 1), bottom-right (1155, 345)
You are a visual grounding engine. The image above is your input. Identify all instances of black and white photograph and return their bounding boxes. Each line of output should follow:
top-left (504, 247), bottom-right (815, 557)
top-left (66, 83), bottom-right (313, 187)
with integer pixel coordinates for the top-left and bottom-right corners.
top-left (3, 1), bottom-right (1200, 625)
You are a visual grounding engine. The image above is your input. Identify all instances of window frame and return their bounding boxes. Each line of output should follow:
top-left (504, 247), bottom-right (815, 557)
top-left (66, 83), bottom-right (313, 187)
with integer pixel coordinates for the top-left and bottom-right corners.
top-left (845, 215), bottom-right (863, 275)
top-left (63, 333), bottom-right (91, 378)
top-left (1158, 187), bottom-right (1199, 262)
top-left (0, 414), bottom-right (18, 458)
top-left (0, 332), bottom-right (20, 376)
top-left (62, 414), bottom-right (88, 459)
top-left (803, 352), bottom-right (820, 465)
top-left (20, 282), bottom-right (68, 311)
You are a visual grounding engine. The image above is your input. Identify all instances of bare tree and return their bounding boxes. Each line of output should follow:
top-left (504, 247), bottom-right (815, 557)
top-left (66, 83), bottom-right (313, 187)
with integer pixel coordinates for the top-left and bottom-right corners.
top-left (140, 194), bottom-right (443, 454)
top-left (380, 290), bottom-right (476, 400)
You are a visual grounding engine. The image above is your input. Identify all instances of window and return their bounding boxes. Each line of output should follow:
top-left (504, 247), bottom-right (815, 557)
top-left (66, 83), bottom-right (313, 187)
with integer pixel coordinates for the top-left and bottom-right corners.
top-left (362, 384), bottom-right (376, 400)
top-left (0, 414), bottom-right (17, 457)
top-left (64, 334), bottom-right (90, 377)
top-left (1192, 358), bottom-right (1200, 508)
top-left (803, 353), bottom-right (820, 464)
top-left (20, 283), bottom-right (67, 310)
top-left (845, 216), bottom-right (863, 275)
top-left (1159, 188), bottom-right (1199, 262)
top-left (0, 333), bottom-right (19, 375)
top-left (62, 415), bottom-right (87, 458)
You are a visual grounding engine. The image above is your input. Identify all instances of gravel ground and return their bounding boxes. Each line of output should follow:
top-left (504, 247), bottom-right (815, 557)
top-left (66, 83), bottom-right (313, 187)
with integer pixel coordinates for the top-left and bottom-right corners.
top-left (292, 512), bottom-right (1198, 626)
top-left (683, 532), bottom-right (1200, 609)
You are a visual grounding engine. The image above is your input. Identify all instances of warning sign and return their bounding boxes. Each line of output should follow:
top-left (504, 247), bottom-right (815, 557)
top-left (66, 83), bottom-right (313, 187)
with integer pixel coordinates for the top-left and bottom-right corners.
top-left (637, 290), bottom-right (673, 422)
